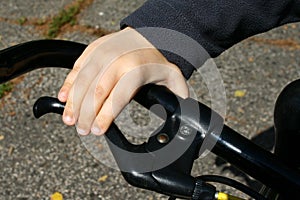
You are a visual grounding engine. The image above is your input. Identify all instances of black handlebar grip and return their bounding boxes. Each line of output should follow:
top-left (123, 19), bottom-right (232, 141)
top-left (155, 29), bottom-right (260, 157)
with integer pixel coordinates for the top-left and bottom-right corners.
top-left (33, 96), bottom-right (65, 118)
top-left (0, 40), bottom-right (86, 84)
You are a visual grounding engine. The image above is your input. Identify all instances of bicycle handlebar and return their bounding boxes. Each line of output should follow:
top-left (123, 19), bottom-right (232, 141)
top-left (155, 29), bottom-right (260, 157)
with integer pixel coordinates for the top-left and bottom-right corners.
top-left (0, 40), bottom-right (86, 83)
top-left (1, 40), bottom-right (300, 199)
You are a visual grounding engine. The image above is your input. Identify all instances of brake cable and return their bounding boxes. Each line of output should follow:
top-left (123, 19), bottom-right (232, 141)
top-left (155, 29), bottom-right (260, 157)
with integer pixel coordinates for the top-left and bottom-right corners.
top-left (198, 175), bottom-right (266, 200)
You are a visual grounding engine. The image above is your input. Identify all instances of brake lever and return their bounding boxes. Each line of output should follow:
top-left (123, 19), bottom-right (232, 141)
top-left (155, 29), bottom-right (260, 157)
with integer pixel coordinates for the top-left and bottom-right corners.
top-left (32, 85), bottom-right (213, 199)
top-left (33, 96), bottom-right (65, 118)
top-left (33, 96), bottom-right (138, 152)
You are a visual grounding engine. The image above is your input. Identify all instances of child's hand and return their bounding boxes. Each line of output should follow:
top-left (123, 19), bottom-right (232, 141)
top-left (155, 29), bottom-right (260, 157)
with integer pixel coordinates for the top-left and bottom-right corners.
top-left (58, 27), bottom-right (188, 135)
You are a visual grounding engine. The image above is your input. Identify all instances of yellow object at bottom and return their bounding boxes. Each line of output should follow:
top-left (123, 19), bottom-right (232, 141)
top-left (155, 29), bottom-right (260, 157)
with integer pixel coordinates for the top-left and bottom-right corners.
top-left (217, 192), bottom-right (245, 200)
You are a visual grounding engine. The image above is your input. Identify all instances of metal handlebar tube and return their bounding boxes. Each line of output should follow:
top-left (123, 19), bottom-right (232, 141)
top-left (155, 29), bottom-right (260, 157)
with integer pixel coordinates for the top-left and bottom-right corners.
top-left (210, 122), bottom-right (300, 197)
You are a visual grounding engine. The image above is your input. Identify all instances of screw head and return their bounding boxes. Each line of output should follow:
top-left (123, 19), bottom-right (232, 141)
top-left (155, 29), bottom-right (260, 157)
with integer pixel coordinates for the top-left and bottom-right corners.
top-left (179, 125), bottom-right (192, 136)
top-left (156, 133), bottom-right (169, 144)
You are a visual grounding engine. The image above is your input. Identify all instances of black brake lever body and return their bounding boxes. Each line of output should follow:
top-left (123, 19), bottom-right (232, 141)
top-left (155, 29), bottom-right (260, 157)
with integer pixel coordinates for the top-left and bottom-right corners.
top-left (33, 88), bottom-right (206, 199)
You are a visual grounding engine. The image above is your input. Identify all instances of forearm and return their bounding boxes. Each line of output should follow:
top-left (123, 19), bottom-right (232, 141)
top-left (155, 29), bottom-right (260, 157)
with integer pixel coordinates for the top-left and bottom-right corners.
top-left (121, 0), bottom-right (300, 78)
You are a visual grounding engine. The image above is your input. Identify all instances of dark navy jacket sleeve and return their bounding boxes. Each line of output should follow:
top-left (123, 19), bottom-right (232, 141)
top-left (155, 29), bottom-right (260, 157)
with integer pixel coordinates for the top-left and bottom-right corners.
top-left (121, 0), bottom-right (300, 78)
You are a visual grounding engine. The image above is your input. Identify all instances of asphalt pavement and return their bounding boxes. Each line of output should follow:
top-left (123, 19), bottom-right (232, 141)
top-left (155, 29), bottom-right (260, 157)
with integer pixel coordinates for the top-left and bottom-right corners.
top-left (0, 1), bottom-right (299, 200)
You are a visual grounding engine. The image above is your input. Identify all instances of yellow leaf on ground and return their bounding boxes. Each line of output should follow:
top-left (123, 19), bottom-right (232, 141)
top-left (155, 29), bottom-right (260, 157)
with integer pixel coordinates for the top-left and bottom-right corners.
top-left (98, 175), bottom-right (108, 182)
top-left (248, 57), bottom-right (254, 62)
top-left (234, 90), bottom-right (246, 98)
top-left (51, 192), bottom-right (63, 200)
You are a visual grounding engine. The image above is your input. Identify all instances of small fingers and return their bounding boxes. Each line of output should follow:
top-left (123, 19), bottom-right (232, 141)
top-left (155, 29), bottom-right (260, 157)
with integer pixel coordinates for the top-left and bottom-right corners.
top-left (62, 86), bottom-right (76, 125)
top-left (91, 68), bottom-right (144, 135)
top-left (62, 64), bottom-right (101, 126)
top-left (75, 70), bottom-right (118, 135)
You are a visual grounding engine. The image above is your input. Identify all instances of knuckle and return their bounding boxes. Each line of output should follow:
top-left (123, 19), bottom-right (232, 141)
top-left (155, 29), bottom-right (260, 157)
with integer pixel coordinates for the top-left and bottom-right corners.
top-left (94, 84), bottom-right (106, 97)
top-left (74, 72), bottom-right (92, 88)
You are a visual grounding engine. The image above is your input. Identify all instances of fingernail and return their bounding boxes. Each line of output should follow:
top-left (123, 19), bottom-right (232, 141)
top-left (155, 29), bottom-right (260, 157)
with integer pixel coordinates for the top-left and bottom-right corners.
top-left (76, 127), bottom-right (88, 135)
top-left (91, 126), bottom-right (102, 135)
top-left (64, 115), bottom-right (74, 123)
top-left (58, 91), bottom-right (67, 100)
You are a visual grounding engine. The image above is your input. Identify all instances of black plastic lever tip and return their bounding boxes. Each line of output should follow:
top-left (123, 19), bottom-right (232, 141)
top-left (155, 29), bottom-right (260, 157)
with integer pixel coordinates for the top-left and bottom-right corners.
top-left (33, 96), bottom-right (65, 118)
